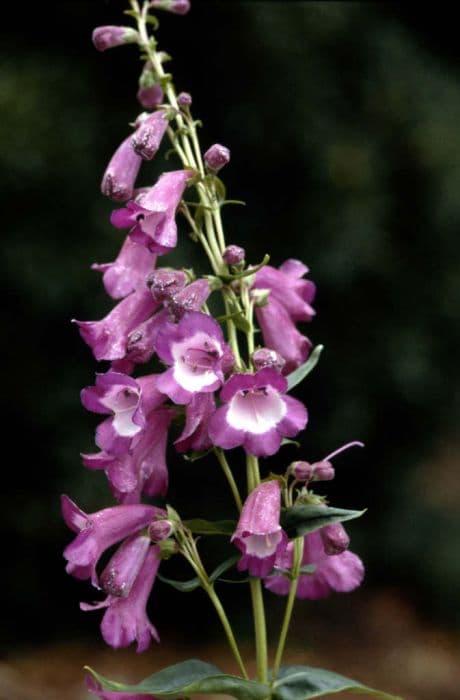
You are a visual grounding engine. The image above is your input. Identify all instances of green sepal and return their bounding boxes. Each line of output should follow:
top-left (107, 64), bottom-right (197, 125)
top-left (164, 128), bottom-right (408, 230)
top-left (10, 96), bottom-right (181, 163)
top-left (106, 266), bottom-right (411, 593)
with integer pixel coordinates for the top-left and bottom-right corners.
top-left (86, 660), bottom-right (269, 700)
top-left (272, 665), bottom-right (402, 700)
top-left (183, 518), bottom-right (236, 536)
top-left (280, 505), bottom-right (365, 539)
top-left (286, 345), bottom-right (324, 391)
top-left (281, 437), bottom-right (301, 448)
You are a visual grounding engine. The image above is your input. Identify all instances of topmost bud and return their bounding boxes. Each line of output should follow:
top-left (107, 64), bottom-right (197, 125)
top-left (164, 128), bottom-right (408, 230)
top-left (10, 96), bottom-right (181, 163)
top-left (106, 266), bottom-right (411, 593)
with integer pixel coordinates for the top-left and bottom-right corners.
top-left (92, 26), bottom-right (139, 52)
top-left (149, 0), bottom-right (191, 15)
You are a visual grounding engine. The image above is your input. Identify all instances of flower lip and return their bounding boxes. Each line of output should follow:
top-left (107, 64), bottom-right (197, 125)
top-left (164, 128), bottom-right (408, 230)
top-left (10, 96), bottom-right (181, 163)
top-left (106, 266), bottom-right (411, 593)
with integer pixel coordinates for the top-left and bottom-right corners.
top-left (227, 384), bottom-right (287, 435)
top-left (171, 332), bottom-right (223, 392)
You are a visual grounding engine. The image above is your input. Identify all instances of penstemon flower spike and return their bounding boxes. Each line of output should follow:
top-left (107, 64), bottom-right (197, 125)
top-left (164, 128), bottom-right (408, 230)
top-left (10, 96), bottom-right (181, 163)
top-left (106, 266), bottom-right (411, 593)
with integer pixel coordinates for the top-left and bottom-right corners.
top-left (65, 3), bottom-right (402, 700)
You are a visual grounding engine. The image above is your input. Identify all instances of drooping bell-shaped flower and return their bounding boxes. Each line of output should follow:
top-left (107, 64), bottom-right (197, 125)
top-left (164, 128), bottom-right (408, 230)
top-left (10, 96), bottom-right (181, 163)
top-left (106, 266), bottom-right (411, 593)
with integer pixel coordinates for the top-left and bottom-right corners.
top-left (132, 111), bottom-right (169, 160)
top-left (62, 496), bottom-right (158, 586)
top-left (111, 170), bottom-right (193, 255)
top-left (74, 288), bottom-right (157, 361)
top-left (252, 259), bottom-right (316, 373)
top-left (208, 368), bottom-right (307, 457)
top-left (174, 391), bottom-right (216, 453)
top-left (92, 26), bottom-right (139, 52)
top-left (81, 546), bottom-right (161, 652)
top-left (111, 308), bottom-right (170, 375)
top-left (155, 311), bottom-right (231, 404)
top-left (92, 236), bottom-right (157, 300)
top-left (136, 61), bottom-right (163, 109)
top-left (232, 480), bottom-right (287, 577)
top-left (264, 528), bottom-right (364, 599)
top-left (101, 135), bottom-right (143, 202)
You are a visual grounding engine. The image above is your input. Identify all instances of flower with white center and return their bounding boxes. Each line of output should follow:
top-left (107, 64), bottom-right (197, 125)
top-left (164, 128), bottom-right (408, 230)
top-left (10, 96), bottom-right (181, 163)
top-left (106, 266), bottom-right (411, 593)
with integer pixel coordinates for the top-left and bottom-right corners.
top-left (155, 311), bottom-right (232, 404)
top-left (208, 368), bottom-right (307, 457)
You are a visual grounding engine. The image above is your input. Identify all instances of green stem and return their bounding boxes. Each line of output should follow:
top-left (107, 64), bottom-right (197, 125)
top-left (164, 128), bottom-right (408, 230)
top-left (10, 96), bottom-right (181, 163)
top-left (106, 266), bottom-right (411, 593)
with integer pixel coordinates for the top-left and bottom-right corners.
top-left (246, 454), bottom-right (268, 684)
top-left (272, 536), bottom-right (304, 680)
top-left (214, 448), bottom-right (243, 511)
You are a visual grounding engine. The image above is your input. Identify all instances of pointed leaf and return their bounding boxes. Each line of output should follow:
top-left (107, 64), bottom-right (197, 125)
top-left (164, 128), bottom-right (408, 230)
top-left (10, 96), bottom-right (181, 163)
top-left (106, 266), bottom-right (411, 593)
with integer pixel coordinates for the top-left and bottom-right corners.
top-left (86, 659), bottom-right (270, 700)
top-left (209, 554), bottom-right (240, 582)
top-left (287, 345), bottom-right (324, 391)
top-left (273, 665), bottom-right (401, 700)
top-left (157, 572), bottom-right (201, 592)
top-left (281, 505), bottom-right (365, 538)
top-left (183, 518), bottom-right (236, 536)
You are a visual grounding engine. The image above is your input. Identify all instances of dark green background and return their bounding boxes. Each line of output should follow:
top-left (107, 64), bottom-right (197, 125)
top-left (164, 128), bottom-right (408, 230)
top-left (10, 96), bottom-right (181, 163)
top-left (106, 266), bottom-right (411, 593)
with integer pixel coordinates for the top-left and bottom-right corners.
top-left (1, 1), bottom-right (459, 650)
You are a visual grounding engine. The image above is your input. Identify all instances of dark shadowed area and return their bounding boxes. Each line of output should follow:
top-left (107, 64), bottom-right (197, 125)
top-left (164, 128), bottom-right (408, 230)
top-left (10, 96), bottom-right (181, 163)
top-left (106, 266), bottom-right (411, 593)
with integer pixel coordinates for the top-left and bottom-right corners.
top-left (1, 1), bottom-right (459, 698)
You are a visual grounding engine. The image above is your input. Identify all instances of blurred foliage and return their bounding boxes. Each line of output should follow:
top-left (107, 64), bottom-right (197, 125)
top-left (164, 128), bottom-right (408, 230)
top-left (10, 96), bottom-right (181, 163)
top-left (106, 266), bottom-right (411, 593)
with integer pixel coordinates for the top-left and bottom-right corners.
top-left (1, 1), bottom-right (459, 649)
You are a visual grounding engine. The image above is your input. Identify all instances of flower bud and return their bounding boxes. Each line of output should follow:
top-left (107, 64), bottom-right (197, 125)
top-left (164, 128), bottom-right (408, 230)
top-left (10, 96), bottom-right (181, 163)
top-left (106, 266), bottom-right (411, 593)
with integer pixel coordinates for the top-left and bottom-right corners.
top-left (168, 279), bottom-right (211, 320)
top-left (178, 91), bottom-right (192, 107)
top-left (146, 268), bottom-right (187, 301)
top-left (132, 111), bottom-right (169, 160)
top-left (291, 460), bottom-right (314, 482)
top-left (148, 519), bottom-right (173, 543)
top-left (149, 0), bottom-right (191, 15)
top-left (253, 347), bottom-right (286, 373)
top-left (101, 135), bottom-right (142, 202)
top-left (92, 26), bottom-right (139, 52)
top-left (204, 143), bottom-right (230, 172)
top-left (223, 244), bottom-right (245, 266)
top-left (320, 523), bottom-right (350, 555)
top-left (311, 459), bottom-right (335, 481)
top-left (137, 62), bottom-right (164, 109)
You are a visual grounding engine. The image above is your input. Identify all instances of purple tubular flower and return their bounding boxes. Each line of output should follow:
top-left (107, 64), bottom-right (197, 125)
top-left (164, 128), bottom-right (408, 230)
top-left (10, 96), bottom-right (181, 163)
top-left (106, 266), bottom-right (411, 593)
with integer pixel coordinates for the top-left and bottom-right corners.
top-left (147, 268), bottom-right (188, 302)
top-left (167, 278), bottom-right (210, 321)
top-left (264, 529), bottom-right (364, 599)
top-left (320, 523), bottom-right (350, 555)
top-left (81, 372), bottom-right (145, 456)
top-left (253, 259), bottom-right (316, 373)
top-left (81, 546), bottom-right (161, 652)
top-left (132, 111), bottom-right (169, 160)
top-left (86, 674), bottom-right (151, 700)
top-left (92, 237), bottom-right (157, 300)
top-left (74, 288), bottom-right (157, 361)
top-left (232, 481), bottom-right (287, 577)
top-left (155, 311), bottom-right (231, 404)
top-left (252, 347), bottom-right (286, 373)
top-left (137, 84), bottom-right (164, 109)
top-left (111, 170), bottom-right (193, 255)
top-left (111, 308), bottom-right (170, 374)
top-left (208, 368), bottom-right (307, 457)
top-left (149, 0), bottom-right (191, 15)
top-left (175, 391), bottom-right (216, 453)
top-left (204, 143), bottom-right (230, 172)
top-left (61, 496), bottom-right (157, 586)
top-left (101, 135), bottom-right (143, 202)
top-left (100, 534), bottom-right (151, 597)
top-left (83, 406), bottom-right (174, 504)
top-left (92, 26), bottom-right (139, 52)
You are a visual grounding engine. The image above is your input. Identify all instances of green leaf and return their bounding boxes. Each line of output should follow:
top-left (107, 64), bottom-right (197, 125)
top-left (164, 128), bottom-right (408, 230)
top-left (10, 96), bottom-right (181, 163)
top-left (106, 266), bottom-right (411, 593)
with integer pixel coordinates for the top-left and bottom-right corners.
top-left (280, 505), bottom-right (365, 538)
top-left (272, 665), bottom-right (401, 699)
top-left (183, 518), bottom-right (236, 536)
top-left (209, 554), bottom-right (240, 582)
top-left (286, 345), bottom-right (324, 391)
top-left (182, 448), bottom-right (213, 462)
top-left (86, 659), bottom-right (270, 700)
top-left (157, 572), bottom-right (200, 592)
